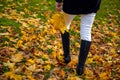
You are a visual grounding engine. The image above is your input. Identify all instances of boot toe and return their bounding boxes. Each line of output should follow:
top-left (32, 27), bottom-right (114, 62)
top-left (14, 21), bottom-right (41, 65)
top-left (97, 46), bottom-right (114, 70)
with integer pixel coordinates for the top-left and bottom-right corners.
top-left (64, 56), bottom-right (71, 64)
top-left (76, 66), bottom-right (84, 75)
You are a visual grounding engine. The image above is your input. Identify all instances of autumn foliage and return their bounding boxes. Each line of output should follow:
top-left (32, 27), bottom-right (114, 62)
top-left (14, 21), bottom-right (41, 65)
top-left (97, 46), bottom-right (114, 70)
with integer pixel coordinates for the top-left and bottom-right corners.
top-left (0, 0), bottom-right (120, 80)
top-left (49, 13), bottom-right (68, 33)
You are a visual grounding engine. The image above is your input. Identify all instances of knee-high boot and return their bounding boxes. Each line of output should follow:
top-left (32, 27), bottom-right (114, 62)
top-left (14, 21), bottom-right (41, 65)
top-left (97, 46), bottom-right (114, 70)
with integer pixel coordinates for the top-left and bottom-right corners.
top-left (76, 40), bottom-right (91, 75)
top-left (61, 31), bottom-right (71, 64)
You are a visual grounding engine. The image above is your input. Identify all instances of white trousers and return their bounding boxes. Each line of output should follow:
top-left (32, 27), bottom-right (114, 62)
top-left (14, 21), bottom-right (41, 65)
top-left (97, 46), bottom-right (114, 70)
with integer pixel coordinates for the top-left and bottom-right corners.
top-left (65, 13), bottom-right (96, 41)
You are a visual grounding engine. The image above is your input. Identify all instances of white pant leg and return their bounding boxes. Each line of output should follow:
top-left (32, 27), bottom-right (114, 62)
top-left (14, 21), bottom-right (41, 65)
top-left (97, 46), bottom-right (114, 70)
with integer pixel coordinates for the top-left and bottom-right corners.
top-left (64, 13), bottom-right (76, 30)
top-left (80, 13), bottom-right (96, 41)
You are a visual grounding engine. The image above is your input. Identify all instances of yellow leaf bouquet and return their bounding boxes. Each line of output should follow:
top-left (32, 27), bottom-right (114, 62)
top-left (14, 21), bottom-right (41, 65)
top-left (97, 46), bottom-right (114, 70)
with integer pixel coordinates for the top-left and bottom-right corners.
top-left (50, 12), bottom-right (67, 33)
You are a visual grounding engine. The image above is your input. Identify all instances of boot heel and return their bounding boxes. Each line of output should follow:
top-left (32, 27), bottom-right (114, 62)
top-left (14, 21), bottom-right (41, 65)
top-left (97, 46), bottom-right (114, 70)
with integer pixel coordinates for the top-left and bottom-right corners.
top-left (64, 55), bottom-right (71, 64)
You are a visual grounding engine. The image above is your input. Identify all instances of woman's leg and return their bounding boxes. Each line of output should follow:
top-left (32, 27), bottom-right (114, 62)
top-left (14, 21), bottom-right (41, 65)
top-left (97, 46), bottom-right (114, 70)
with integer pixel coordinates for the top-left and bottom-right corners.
top-left (80, 13), bottom-right (96, 41)
top-left (61, 13), bottom-right (75, 64)
top-left (64, 13), bottom-right (76, 30)
top-left (77, 13), bottom-right (96, 75)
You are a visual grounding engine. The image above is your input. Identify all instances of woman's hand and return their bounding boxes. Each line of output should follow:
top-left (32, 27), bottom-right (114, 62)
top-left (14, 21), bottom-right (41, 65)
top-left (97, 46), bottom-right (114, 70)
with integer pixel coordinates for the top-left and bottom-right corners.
top-left (56, 2), bottom-right (62, 12)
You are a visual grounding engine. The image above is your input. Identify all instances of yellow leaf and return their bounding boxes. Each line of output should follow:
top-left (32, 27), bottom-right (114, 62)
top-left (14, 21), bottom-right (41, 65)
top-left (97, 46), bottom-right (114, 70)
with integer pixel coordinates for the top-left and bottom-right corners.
top-left (44, 64), bottom-right (51, 71)
top-left (26, 64), bottom-right (36, 72)
top-left (48, 78), bottom-right (56, 80)
top-left (24, 8), bottom-right (31, 14)
top-left (10, 9), bottom-right (17, 15)
top-left (52, 28), bottom-right (57, 33)
top-left (86, 58), bottom-right (93, 64)
top-left (22, 22), bottom-right (28, 27)
top-left (4, 72), bottom-right (22, 80)
top-left (99, 72), bottom-right (109, 80)
top-left (58, 70), bottom-right (65, 78)
top-left (13, 75), bottom-right (22, 80)
top-left (93, 54), bottom-right (103, 62)
top-left (85, 68), bottom-right (93, 75)
top-left (51, 52), bottom-right (57, 58)
top-left (50, 13), bottom-right (67, 34)
top-left (4, 61), bottom-right (15, 69)
top-left (0, 13), bottom-right (3, 18)
top-left (17, 40), bottom-right (23, 47)
top-left (107, 43), bottom-right (112, 46)
top-left (4, 71), bottom-right (13, 77)
top-left (28, 75), bottom-right (35, 80)
top-left (110, 48), bottom-right (116, 54)
top-left (44, 61), bottom-right (51, 64)
top-left (11, 53), bottom-right (23, 62)
top-left (32, 35), bottom-right (37, 40)
top-left (68, 56), bottom-right (78, 68)
top-left (27, 59), bottom-right (35, 64)
top-left (75, 42), bottom-right (80, 47)
top-left (34, 52), bottom-right (39, 56)
top-left (68, 76), bottom-right (82, 80)
top-left (42, 54), bottom-right (49, 60)
top-left (8, 47), bottom-right (16, 53)
top-left (57, 53), bottom-right (64, 62)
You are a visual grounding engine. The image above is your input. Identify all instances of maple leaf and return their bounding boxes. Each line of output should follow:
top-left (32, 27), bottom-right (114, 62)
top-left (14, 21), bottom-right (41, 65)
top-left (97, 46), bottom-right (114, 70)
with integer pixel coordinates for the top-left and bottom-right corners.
top-left (4, 71), bottom-right (22, 80)
top-left (26, 64), bottom-right (36, 72)
top-left (99, 72), bottom-right (109, 80)
top-left (86, 58), bottom-right (93, 64)
top-left (3, 61), bottom-right (15, 69)
top-left (16, 40), bottom-right (23, 48)
top-left (50, 13), bottom-right (68, 34)
top-left (11, 53), bottom-right (23, 62)
top-left (44, 64), bottom-right (51, 71)
top-left (27, 59), bottom-right (35, 64)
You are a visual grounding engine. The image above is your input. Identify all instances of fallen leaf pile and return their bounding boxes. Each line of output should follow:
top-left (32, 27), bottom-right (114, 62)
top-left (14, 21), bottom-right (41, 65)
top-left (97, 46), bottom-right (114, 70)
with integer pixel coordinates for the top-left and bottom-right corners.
top-left (0, 0), bottom-right (120, 80)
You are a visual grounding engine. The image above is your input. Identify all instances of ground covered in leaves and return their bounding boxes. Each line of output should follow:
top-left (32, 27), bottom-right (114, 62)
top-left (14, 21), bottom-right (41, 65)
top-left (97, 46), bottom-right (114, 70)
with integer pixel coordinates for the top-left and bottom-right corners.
top-left (0, 0), bottom-right (120, 80)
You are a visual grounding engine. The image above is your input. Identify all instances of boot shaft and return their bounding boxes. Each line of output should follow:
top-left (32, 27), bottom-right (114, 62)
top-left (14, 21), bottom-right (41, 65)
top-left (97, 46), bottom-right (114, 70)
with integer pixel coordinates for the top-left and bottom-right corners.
top-left (61, 31), bottom-right (71, 64)
top-left (80, 40), bottom-right (91, 53)
top-left (61, 31), bottom-right (70, 55)
top-left (78, 40), bottom-right (91, 67)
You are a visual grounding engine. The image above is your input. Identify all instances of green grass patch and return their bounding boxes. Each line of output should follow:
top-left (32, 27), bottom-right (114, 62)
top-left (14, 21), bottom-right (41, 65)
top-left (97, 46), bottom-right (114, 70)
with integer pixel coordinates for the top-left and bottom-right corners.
top-left (0, 17), bottom-right (22, 35)
top-left (47, 48), bottom-right (53, 55)
top-left (3, 66), bottom-right (10, 73)
top-left (0, 17), bottom-right (21, 27)
top-left (96, 0), bottom-right (120, 20)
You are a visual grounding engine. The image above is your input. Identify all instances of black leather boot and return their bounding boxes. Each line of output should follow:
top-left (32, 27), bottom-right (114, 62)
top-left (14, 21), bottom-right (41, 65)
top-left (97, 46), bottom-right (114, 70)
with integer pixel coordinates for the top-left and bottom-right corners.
top-left (61, 31), bottom-right (71, 64)
top-left (76, 40), bottom-right (91, 75)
